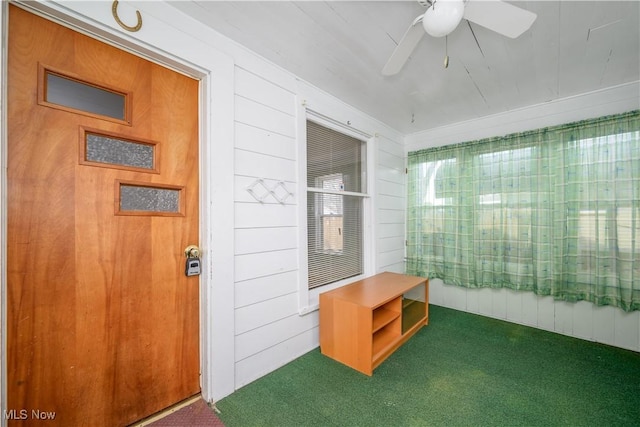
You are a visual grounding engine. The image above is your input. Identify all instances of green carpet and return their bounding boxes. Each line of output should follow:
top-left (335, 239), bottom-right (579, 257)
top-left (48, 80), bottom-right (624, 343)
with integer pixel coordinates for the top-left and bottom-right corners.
top-left (216, 305), bottom-right (640, 426)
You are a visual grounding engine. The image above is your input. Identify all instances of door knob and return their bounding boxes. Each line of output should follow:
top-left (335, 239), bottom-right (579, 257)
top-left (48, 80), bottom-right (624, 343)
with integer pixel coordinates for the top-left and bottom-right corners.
top-left (184, 245), bottom-right (200, 258)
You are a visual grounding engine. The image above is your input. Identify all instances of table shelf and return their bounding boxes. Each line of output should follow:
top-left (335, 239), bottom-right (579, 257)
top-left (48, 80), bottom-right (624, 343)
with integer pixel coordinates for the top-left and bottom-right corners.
top-left (319, 272), bottom-right (429, 376)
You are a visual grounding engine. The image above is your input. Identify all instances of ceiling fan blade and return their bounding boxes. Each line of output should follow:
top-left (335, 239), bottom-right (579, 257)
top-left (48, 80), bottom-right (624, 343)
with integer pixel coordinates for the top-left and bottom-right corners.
top-left (463, 0), bottom-right (537, 39)
top-left (382, 15), bottom-right (425, 76)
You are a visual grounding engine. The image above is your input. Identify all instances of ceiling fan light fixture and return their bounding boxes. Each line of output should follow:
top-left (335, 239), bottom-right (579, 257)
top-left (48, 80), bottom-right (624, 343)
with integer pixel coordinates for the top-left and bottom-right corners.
top-left (423, 0), bottom-right (465, 38)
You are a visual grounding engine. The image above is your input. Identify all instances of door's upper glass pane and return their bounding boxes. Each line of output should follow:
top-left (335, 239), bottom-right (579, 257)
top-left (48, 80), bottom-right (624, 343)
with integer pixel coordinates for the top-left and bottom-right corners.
top-left (46, 72), bottom-right (126, 120)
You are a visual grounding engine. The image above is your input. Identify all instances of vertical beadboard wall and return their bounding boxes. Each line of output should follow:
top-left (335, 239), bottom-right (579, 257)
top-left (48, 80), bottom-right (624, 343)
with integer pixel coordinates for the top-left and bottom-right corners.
top-left (405, 82), bottom-right (640, 352)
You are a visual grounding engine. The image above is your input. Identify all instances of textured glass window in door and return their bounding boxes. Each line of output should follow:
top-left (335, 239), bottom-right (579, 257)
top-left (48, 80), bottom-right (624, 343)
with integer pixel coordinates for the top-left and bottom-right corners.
top-left (84, 132), bottom-right (155, 171)
top-left (44, 70), bottom-right (127, 121)
top-left (118, 183), bottom-right (183, 215)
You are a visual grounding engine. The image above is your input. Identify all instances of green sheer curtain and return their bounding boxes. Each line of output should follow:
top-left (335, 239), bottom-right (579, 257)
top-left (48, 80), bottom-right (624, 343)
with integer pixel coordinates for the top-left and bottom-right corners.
top-left (406, 111), bottom-right (640, 311)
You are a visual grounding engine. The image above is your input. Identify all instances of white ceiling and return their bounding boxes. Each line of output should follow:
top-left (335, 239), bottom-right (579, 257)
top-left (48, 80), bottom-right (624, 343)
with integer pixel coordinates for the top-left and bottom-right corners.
top-left (168, 1), bottom-right (640, 134)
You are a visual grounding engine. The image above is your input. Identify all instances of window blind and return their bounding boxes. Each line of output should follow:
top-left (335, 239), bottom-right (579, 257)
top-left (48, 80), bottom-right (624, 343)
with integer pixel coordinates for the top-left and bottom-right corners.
top-left (306, 120), bottom-right (366, 289)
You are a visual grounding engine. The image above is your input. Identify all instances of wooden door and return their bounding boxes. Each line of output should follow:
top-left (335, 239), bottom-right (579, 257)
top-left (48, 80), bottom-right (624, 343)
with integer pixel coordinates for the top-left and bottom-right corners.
top-left (7, 6), bottom-right (200, 426)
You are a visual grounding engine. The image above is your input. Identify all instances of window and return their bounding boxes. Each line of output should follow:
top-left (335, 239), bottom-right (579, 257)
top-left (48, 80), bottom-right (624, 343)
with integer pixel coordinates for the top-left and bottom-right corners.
top-left (315, 173), bottom-right (344, 253)
top-left (410, 146), bottom-right (538, 284)
top-left (39, 66), bottom-right (130, 124)
top-left (406, 110), bottom-right (640, 312)
top-left (475, 147), bottom-right (536, 274)
top-left (306, 120), bottom-right (367, 289)
top-left (568, 132), bottom-right (640, 287)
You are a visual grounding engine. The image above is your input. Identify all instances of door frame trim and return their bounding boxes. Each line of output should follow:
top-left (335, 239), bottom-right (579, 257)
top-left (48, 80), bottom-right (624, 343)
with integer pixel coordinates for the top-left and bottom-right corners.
top-left (0, 0), bottom-right (237, 419)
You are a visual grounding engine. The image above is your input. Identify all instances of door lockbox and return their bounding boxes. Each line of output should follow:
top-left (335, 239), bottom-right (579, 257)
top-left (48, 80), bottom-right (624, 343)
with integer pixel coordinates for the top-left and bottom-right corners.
top-left (185, 258), bottom-right (201, 276)
top-left (184, 245), bottom-right (201, 277)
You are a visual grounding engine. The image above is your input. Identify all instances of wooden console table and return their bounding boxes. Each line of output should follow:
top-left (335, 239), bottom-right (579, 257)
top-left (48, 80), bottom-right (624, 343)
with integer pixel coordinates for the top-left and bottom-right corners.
top-left (319, 272), bottom-right (429, 375)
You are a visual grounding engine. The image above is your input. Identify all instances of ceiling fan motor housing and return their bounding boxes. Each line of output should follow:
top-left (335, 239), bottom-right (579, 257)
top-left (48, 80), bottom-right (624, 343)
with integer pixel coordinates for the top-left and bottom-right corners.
top-left (423, 0), bottom-right (465, 37)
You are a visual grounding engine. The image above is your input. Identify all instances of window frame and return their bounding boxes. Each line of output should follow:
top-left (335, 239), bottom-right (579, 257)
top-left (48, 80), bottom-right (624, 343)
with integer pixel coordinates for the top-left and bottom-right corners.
top-left (297, 112), bottom-right (374, 314)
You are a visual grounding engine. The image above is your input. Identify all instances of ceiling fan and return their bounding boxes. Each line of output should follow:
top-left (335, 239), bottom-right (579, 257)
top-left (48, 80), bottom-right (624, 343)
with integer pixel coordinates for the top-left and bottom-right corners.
top-left (382, 0), bottom-right (537, 75)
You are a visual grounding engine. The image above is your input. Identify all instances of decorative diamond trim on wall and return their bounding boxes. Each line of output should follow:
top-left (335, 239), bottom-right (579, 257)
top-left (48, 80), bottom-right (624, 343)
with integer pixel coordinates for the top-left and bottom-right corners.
top-left (247, 179), bottom-right (294, 204)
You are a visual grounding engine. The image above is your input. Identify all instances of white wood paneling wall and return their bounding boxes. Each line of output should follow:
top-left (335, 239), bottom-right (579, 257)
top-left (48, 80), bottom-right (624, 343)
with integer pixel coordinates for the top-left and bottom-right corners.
top-left (429, 279), bottom-right (640, 352)
top-left (376, 135), bottom-right (406, 274)
top-left (406, 83), bottom-right (640, 352)
top-left (232, 67), bottom-right (306, 388)
top-left (232, 66), bottom-right (406, 388)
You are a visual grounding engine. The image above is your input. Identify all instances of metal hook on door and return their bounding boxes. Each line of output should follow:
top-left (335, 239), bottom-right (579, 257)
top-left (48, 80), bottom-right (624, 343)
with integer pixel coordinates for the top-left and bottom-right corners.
top-left (112, 0), bottom-right (143, 32)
